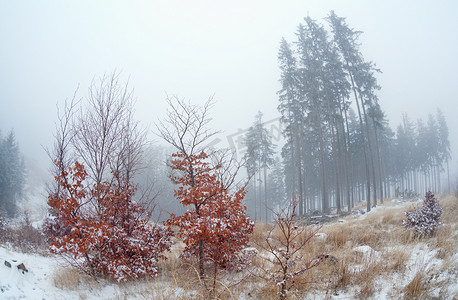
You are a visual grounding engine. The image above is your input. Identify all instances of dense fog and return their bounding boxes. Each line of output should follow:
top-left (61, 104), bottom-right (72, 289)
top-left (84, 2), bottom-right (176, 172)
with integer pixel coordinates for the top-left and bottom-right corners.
top-left (1, 1), bottom-right (457, 219)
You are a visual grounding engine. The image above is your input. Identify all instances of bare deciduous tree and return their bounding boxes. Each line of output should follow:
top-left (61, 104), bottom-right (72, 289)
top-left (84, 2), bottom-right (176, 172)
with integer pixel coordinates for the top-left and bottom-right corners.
top-left (49, 73), bottom-right (147, 194)
top-left (156, 96), bottom-right (218, 158)
top-left (72, 74), bottom-right (146, 195)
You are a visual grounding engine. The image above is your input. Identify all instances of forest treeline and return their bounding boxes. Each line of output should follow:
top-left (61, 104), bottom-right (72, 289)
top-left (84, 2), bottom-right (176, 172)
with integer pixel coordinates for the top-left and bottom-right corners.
top-left (243, 11), bottom-right (451, 221)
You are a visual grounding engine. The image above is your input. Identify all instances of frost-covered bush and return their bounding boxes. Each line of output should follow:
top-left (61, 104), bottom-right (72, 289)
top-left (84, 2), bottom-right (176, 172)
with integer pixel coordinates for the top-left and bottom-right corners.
top-left (402, 191), bottom-right (442, 234)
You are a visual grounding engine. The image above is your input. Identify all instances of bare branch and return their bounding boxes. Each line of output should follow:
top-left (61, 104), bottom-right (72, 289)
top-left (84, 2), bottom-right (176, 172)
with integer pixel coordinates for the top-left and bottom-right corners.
top-left (253, 199), bottom-right (323, 298)
top-left (156, 95), bottom-right (219, 158)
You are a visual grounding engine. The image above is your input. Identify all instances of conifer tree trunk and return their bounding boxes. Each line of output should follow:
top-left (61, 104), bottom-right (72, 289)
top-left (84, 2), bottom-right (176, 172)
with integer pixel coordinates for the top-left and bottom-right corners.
top-left (295, 126), bottom-right (304, 216)
top-left (264, 165), bottom-right (268, 222)
top-left (372, 121), bottom-right (384, 203)
top-left (348, 69), bottom-right (371, 212)
top-left (360, 98), bottom-right (377, 207)
top-left (317, 118), bottom-right (329, 213)
top-left (342, 108), bottom-right (354, 210)
top-left (253, 172), bottom-right (257, 221)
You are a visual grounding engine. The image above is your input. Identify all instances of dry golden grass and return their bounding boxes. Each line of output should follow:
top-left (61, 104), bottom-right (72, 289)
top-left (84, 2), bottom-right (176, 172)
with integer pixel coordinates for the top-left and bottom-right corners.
top-left (403, 268), bottom-right (429, 300)
top-left (384, 247), bottom-right (410, 272)
top-left (440, 195), bottom-right (458, 223)
top-left (0, 214), bottom-right (47, 254)
top-left (155, 246), bottom-right (208, 299)
top-left (251, 221), bottom-right (272, 244)
top-left (52, 267), bottom-right (93, 290)
top-left (324, 226), bottom-right (350, 248)
top-left (300, 195), bottom-right (457, 298)
top-left (426, 195), bottom-right (458, 264)
top-left (153, 239), bottom-right (253, 300)
top-left (380, 208), bottom-right (405, 225)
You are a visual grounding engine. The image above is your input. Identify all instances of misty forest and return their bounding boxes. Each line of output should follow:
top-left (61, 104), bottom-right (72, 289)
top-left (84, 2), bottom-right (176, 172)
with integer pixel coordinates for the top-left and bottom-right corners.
top-left (1, 10), bottom-right (457, 300)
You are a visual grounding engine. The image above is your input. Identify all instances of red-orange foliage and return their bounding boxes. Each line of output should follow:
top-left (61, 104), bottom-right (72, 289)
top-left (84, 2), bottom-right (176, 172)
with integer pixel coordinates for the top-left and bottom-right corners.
top-left (45, 161), bottom-right (171, 282)
top-left (168, 151), bottom-right (254, 273)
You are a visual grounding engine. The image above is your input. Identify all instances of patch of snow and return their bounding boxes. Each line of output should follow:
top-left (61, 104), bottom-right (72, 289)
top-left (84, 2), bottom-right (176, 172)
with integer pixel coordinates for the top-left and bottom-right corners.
top-left (258, 250), bottom-right (276, 262)
top-left (315, 232), bottom-right (328, 240)
top-left (0, 246), bottom-right (74, 300)
top-left (353, 245), bottom-right (381, 263)
top-left (406, 243), bottom-right (441, 274)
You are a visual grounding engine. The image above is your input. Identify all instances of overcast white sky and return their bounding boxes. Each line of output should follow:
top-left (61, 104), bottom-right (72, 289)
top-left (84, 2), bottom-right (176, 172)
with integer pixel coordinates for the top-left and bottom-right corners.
top-left (1, 0), bottom-right (457, 171)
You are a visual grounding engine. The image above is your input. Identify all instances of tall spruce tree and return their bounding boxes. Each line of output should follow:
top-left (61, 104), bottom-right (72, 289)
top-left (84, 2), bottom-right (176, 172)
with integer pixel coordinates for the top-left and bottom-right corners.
top-left (436, 109), bottom-right (451, 193)
top-left (296, 16), bottom-right (351, 213)
top-left (267, 157), bottom-right (286, 209)
top-left (243, 111), bottom-right (276, 222)
top-left (277, 37), bottom-right (305, 214)
top-left (328, 10), bottom-right (383, 211)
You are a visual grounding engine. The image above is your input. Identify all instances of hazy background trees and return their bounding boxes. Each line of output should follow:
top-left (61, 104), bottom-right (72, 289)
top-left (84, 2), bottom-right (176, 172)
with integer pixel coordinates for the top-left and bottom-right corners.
top-left (268, 11), bottom-right (452, 215)
top-left (0, 130), bottom-right (25, 217)
top-left (243, 112), bottom-right (276, 222)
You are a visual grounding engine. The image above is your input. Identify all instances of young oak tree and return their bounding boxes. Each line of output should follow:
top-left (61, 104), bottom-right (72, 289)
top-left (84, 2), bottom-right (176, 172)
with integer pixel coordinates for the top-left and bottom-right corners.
top-left (44, 73), bottom-right (171, 281)
top-left (157, 96), bottom-right (254, 280)
top-left (168, 150), bottom-right (254, 296)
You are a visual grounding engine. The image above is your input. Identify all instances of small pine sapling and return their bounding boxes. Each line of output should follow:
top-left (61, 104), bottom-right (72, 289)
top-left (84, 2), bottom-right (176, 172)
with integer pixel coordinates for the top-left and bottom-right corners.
top-left (254, 200), bottom-right (323, 299)
top-left (403, 191), bottom-right (442, 235)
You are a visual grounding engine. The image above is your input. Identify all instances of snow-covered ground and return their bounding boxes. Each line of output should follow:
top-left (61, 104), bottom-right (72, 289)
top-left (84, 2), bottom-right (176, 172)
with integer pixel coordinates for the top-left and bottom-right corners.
top-left (1, 247), bottom-right (104, 300)
top-left (1, 195), bottom-right (457, 299)
top-left (0, 247), bottom-right (67, 300)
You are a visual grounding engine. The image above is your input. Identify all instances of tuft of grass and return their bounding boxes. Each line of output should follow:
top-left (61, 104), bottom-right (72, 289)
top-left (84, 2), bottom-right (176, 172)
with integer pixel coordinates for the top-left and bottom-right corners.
top-left (403, 268), bottom-right (428, 300)
top-left (156, 241), bottom-right (249, 300)
top-left (384, 247), bottom-right (409, 272)
top-left (344, 249), bottom-right (385, 299)
top-left (354, 261), bottom-right (380, 299)
top-left (334, 260), bottom-right (352, 290)
top-left (251, 222), bottom-right (272, 245)
top-left (440, 195), bottom-right (458, 224)
top-left (380, 209), bottom-right (405, 226)
top-left (325, 226), bottom-right (350, 248)
top-left (0, 213), bottom-right (47, 253)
